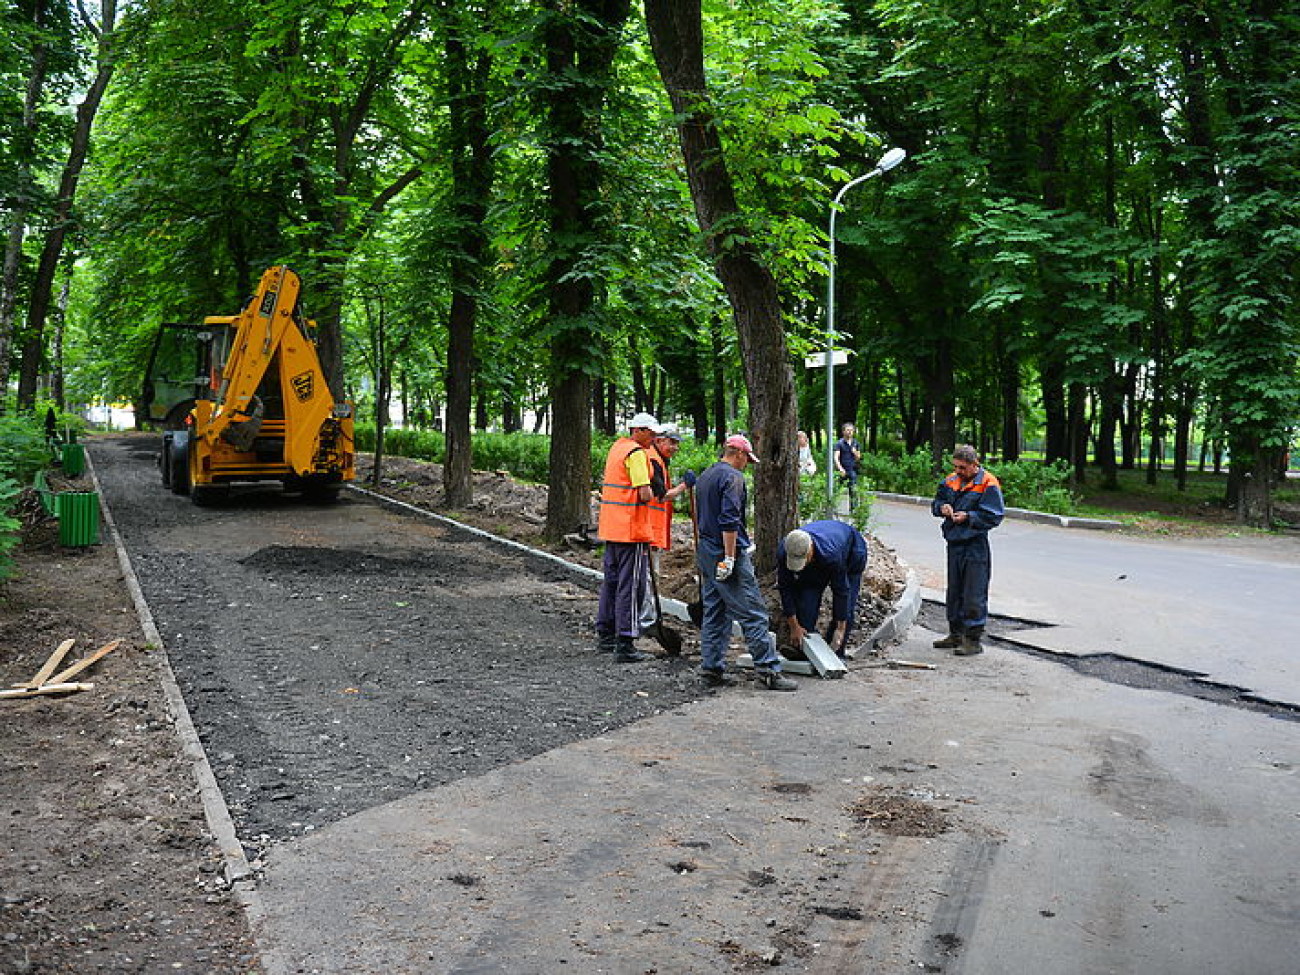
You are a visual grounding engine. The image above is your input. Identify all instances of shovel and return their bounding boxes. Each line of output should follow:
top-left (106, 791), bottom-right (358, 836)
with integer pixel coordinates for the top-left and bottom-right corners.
top-left (647, 560), bottom-right (683, 656)
top-left (686, 485), bottom-right (704, 625)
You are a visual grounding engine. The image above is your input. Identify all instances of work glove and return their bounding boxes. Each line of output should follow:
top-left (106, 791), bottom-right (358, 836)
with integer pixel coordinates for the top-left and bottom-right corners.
top-left (681, 469), bottom-right (697, 488)
top-left (715, 555), bottom-right (735, 582)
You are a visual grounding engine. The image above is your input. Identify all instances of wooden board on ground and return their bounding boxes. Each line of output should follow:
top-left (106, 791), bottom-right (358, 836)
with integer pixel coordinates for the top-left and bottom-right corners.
top-left (49, 640), bottom-right (122, 685)
top-left (16, 638), bottom-right (75, 688)
top-left (0, 682), bottom-right (95, 700)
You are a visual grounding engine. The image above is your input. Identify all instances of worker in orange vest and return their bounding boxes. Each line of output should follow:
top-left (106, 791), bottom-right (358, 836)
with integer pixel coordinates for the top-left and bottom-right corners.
top-left (596, 413), bottom-right (659, 662)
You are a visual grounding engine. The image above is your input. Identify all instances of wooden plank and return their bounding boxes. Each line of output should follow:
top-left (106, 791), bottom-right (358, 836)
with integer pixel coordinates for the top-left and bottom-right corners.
top-left (48, 640), bottom-right (122, 685)
top-left (0, 682), bottom-right (94, 700)
top-left (17, 639), bottom-right (75, 688)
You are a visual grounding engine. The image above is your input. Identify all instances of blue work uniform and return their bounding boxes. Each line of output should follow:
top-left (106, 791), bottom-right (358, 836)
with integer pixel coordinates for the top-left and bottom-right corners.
top-left (931, 467), bottom-right (1005, 634)
top-left (693, 460), bottom-right (781, 673)
top-left (776, 520), bottom-right (869, 642)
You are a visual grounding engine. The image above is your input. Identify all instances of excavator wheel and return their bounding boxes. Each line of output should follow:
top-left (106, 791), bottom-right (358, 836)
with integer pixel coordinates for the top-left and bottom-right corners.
top-left (191, 483), bottom-right (230, 507)
top-left (299, 476), bottom-right (341, 504)
top-left (166, 432), bottom-right (191, 496)
top-left (160, 435), bottom-right (173, 489)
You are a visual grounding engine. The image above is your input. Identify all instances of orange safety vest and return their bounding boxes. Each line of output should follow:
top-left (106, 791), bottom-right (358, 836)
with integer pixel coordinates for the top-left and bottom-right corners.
top-left (646, 445), bottom-right (672, 550)
top-left (597, 438), bottom-right (656, 544)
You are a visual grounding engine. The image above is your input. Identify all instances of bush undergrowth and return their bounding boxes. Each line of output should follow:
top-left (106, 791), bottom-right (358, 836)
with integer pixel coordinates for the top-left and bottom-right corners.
top-left (358, 427), bottom-right (1083, 518)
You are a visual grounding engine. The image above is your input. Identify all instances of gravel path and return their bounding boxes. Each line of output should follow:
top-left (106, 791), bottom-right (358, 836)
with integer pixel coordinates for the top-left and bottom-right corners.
top-left (90, 434), bottom-right (713, 866)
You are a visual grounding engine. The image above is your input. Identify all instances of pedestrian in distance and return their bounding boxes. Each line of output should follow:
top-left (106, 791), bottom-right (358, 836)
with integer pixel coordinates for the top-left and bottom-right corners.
top-left (595, 412), bottom-right (660, 663)
top-left (776, 519), bottom-right (869, 658)
top-left (834, 423), bottom-right (862, 509)
top-left (797, 430), bottom-right (817, 476)
top-left (693, 434), bottom-right (797, 691)
top-left (639, 423), bottom-right (695, 634)
top-left (931, 444), bottom-right (1005, 655)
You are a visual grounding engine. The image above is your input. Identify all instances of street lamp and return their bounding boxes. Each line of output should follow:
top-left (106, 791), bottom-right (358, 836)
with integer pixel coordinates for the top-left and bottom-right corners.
top-left (825, 146), bottom-right (907, 511)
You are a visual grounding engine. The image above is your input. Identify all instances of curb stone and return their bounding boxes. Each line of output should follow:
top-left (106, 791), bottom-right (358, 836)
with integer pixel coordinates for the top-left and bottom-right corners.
top-left (350, 482), bottom-right (923, 659)
top-left (86, 449), bottom-right (289, 975)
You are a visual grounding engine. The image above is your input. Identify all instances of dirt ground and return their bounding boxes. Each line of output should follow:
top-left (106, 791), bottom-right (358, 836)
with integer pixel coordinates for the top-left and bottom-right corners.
top-left (0, 435), bottom-right (907, 974)
top-left (0, 471), bottom-right (258, 974)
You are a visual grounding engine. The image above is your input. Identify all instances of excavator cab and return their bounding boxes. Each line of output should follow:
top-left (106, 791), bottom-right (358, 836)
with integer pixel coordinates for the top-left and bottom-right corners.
top-left (141, 320), bottom-right (233, 429)
top-left (159, 267), bottom-right (354, 504)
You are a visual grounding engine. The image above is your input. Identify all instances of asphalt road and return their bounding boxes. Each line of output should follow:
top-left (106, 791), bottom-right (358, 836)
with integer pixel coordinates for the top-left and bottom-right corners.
top-left (869, 498), bottom-right (1300, 708)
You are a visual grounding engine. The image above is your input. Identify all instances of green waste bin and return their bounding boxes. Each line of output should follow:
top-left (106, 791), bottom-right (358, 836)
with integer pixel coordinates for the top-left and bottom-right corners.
top-left (61, 442), bottom-right (86, 477)
top-left (56, 491), bottom-right (100, 547)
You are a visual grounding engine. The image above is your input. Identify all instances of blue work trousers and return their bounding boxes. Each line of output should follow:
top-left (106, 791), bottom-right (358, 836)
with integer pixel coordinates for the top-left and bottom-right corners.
top-left (789, 571), bottom-right (863, 642)
top-left (945, 535), bottom-right (991, 633)
top-left (598, 541), bottom-right (649, 640)
top-left (695, 538), bottom-right (779, 672)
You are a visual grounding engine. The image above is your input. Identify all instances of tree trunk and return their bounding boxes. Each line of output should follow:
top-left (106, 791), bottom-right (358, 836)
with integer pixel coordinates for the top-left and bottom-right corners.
top-left (0, 0), bottom-right (52, 412)
top-left (998, 333), bottom-right (1021, 462)
top-left (710, 316), bottom-right (726, 444)
top-left (17, 0), bottom-right (118, 412)
top-left (645, 0), bottom-right (799, 572)
top-left (540, 0), bottom-right (630, 540)
top-left (1040, 352), bottom-right (1067, 463)
top-left (443, 25), bottom-right (493, 508)
top-left (1095, 367), bottom-right (1122, 489)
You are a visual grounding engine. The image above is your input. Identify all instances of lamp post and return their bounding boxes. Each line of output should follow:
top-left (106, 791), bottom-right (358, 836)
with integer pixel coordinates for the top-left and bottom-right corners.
top-left (825, 147), bottom-right (907, 511)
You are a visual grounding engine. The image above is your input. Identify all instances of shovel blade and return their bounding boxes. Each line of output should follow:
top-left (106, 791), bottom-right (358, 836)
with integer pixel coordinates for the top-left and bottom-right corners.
top-left (655, 622), bottom-right (683, 656)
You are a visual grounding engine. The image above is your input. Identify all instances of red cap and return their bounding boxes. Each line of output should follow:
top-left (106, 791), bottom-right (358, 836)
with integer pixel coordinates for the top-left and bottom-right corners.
top-left (725, 434), bottom-right (760, 463)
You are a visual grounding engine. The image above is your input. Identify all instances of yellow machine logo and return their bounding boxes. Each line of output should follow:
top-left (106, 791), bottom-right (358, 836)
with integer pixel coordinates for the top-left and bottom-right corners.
top-left (291, 371), bottom-right (315, 402)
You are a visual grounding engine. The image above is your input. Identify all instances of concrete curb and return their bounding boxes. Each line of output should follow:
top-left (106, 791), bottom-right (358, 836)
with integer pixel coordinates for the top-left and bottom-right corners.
top-left (868, 568), bottom-right (921, 651)
top-left (870, 491), bottom-right (1123, 531)
top-left (86, 451), bottom-right (285, 975)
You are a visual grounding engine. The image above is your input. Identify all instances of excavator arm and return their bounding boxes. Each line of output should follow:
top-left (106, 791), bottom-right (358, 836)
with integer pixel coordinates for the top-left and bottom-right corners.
top-left (199, 265), bottom-right (341, 476)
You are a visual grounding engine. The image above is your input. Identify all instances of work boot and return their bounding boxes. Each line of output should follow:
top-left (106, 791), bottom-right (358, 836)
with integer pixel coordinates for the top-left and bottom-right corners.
top-left (698, 666), bottom-right (735, 688)
top-left (955, 628), bottom-right (984, 656)
top-left (755, 669), bottom-right (798, 692)
top-left (614, 638), bottom-right (650, 663)
top-left (597, 631), bottom-right (616, 654)
top-left (933, 630), bottom-right (962, 649)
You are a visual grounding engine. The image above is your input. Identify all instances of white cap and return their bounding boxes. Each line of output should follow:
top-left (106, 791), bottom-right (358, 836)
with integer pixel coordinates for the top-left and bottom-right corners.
top-left (784, 529), bottom-right (813, 571)
top-left (628, 412), bottom-right (659, 432)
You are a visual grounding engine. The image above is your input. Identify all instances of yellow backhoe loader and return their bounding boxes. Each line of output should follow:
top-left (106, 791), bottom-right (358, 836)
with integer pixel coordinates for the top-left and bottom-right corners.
top-left (159, 266), bottom-right (354, 504)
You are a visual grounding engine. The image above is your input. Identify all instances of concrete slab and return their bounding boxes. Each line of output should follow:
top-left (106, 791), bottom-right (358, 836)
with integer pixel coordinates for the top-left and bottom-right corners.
top-left (250, 628), bottom-right (1300, 975)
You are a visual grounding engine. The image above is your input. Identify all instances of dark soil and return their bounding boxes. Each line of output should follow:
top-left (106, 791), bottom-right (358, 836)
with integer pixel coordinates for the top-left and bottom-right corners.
top-left (0, 468), bottom-right (258, 974)
top-left (1, 433), bottom-right (909, 974)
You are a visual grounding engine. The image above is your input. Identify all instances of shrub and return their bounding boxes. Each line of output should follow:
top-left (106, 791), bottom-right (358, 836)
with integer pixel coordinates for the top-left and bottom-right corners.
top-left (994, 459), bottom-right (1079, 515)
top-left (0, 414), bottom-right (53, 485)
top-left (0, 414), bottom-right (53, 581)
top-left (857, 447), bottom-right (937, 497)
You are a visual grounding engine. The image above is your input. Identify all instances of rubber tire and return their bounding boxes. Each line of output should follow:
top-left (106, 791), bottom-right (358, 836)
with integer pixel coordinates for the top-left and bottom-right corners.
top-left (300, 478), bottom-right (341, 504)
top-left (191, 484), bottom-right (229, 507)
top-left (168, 432), bottom-right (191, 496)
top-left (160, 435), bottom-right (173, 489)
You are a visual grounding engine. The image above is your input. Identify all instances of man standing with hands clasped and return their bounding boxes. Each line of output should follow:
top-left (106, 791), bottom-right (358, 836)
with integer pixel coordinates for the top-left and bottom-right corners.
top-left (931, 444), bottom-right (1004, 655)
top-left (693, 434), bottom-right (797, 691)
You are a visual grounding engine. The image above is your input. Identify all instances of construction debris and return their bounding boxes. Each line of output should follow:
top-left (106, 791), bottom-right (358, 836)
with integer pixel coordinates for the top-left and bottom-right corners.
top-left (4, 638), bottom-right (122, 702)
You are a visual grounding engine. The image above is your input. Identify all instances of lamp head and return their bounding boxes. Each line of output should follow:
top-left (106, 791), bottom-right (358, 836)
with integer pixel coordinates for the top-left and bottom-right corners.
top-left (875, 147), bottom-right (907, 173)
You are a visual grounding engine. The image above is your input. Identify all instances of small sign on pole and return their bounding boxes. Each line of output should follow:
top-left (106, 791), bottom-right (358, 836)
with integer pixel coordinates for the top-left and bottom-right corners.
top-left (805, 350), bottom-right (849, 369)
